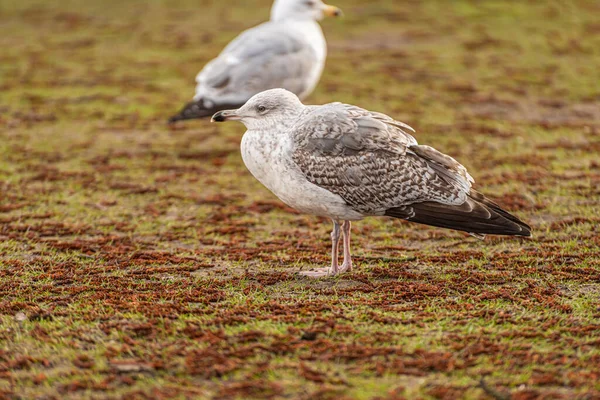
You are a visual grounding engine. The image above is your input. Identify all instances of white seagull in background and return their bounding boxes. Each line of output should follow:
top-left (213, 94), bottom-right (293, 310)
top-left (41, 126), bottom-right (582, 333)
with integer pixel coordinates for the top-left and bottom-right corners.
top-left (212, 89), bottom-right (532, 277)
top-left (168, 0), bottom-right (342, 123)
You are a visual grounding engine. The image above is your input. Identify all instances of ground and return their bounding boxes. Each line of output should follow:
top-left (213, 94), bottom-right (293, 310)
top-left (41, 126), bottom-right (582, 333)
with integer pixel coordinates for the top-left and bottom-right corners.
top-left (1, 0), bottom-right (599, 399)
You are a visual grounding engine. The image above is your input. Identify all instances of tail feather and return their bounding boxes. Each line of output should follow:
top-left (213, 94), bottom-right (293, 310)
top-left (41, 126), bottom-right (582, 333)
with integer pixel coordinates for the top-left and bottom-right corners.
top-left (385, 191), bottom-right (532, 237)
top-left (168, 99), bottom-right (244, 124)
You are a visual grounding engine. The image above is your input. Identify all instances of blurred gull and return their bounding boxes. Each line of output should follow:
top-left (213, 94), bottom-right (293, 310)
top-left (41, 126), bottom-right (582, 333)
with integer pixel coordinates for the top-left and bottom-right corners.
top-left (212, 89), bottom-right (532, 277)
top-left (168, 0), bottom-right (342, 123)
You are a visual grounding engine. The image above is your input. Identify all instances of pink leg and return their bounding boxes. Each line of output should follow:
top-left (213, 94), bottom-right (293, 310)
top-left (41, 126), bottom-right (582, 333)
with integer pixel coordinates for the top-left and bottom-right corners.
top-left (299, 220), bottom-right (341, 278)
top-left (330, 221), bottom-right (341, 274)
top-left (339, 221), bottom-right (353, 273)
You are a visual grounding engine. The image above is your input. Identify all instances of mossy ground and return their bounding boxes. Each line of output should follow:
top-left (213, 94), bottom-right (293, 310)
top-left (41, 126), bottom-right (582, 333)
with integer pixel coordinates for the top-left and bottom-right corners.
top-left (1, 0), bottom-right (599, 399)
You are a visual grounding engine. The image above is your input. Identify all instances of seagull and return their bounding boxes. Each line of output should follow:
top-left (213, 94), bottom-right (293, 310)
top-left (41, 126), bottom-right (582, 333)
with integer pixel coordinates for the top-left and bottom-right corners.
top-left (212, 89), bottom-right (532, 277)
top-left (168, 0), bottom-right (342, 123)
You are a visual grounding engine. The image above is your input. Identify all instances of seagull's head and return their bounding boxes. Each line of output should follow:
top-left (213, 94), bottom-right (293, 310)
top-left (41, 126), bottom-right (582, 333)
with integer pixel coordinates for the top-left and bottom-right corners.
top-left (271, 0), bottom-right (342, 22)
top-left (211, 88), bottom-right (305, 130)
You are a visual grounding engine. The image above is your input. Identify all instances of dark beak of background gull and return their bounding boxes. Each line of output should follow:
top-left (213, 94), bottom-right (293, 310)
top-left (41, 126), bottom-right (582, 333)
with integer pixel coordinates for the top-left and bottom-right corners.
top-left (211, 110), bottom-right (238, 122)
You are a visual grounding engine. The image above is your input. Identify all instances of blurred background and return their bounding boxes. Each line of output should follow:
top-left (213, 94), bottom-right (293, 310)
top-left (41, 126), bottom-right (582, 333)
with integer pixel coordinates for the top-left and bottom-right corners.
top-left (1, 0), bottom-right (599, 398)
top-left (3, 0), bottom-right (599, 124)
top-left (1, 0), bottom-right (598, 235)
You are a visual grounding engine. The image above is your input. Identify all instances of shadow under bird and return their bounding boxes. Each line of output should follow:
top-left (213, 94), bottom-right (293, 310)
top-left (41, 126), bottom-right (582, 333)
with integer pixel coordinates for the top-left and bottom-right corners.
top-left (212, 89), bottom-right (532, 277)
top-left (168, 0), bottom-right (342, 124)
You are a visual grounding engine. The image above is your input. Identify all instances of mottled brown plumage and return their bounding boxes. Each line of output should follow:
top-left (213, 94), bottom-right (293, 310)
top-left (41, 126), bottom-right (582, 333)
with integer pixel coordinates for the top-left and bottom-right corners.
top-left (290, 102), bottom-right (530, 238)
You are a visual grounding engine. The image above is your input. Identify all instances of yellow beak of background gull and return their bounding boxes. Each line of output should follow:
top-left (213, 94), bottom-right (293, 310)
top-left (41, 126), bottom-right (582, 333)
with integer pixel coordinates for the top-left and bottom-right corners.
top-left (323, 4), bottom-right (343, 17)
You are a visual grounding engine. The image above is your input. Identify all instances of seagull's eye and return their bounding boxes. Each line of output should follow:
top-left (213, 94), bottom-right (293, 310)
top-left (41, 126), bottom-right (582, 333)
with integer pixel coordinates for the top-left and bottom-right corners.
top-left (257, 105), bottom-right (267, 113)
top-left (304, 0), bottom-right (316, 6)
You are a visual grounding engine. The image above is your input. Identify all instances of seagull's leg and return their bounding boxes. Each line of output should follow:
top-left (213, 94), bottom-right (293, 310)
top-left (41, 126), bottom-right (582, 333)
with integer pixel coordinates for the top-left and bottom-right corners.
top-left (329, 220), bottom-right (341, 274)
top-left (339, 220), bottom-right (353, 273)
top-left (299, 220), bottom-right (341, 278)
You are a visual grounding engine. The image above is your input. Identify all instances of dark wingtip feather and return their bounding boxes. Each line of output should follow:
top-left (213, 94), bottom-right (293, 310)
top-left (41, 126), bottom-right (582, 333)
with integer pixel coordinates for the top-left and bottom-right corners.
top-left (385, 192), bottom-right (532, 238)
top-left (470, 190), bottom-right (532, 237)
top-left (167, 100), bottom-right (244, 124)
top-left (167, 114), bottom-right (183, 124)
top-left (167, 100), bottom-right (214, 124)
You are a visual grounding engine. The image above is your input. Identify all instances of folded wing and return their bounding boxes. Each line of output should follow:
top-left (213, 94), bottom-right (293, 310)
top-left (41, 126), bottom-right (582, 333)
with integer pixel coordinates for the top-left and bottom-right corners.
top-left (291, 105), bottom-right (531, 237)
top-left (169, 23), bottom-right (319, 122)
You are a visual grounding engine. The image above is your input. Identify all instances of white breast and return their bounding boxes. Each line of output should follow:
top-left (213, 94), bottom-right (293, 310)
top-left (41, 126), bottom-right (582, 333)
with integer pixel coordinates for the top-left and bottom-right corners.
top-left (240, 129), bottom-right (363, 221)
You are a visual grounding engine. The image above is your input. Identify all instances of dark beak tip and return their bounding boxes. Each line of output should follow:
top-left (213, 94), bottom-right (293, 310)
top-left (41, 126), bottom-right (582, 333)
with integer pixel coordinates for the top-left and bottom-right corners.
top-left (211, 111), bottom-right (226, 122)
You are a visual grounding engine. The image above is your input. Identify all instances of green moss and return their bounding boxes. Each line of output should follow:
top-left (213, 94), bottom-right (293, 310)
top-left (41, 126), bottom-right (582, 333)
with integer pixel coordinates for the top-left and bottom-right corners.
top-left (1, 0), bottom-right (599, 398)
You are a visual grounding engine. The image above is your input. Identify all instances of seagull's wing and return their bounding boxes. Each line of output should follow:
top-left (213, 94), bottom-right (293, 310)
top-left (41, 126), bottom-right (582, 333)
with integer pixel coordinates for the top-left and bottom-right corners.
top-left (291, 103), bottom-right (464, 211)
top-left (169, 22), bottom-right (320, 122)
top-left (198, 23), bottom-right (318, 103)
top-left (295, 103), bottom-right (418, 155)
top-left (291, 104), bottom-right (531, 236)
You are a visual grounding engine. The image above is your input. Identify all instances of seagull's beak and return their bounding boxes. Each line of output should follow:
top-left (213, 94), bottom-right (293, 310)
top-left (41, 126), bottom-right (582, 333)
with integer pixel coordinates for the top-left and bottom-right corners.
top-left (211, 109), bottom-right (240, 123)
top-left (322, 3), bottom-right (343, 17)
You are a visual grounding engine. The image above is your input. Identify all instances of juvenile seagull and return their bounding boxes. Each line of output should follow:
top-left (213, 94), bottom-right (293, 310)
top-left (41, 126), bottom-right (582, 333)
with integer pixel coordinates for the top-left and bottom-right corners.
top-left (212, 89), bottom-right (532, 277)
top-left (168, 0), bottom-right (342, 123)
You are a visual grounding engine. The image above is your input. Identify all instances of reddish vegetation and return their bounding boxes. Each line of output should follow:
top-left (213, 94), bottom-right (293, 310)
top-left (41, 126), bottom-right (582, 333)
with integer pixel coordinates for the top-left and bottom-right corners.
top-left (2, 0), bottom-right (600, 398)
